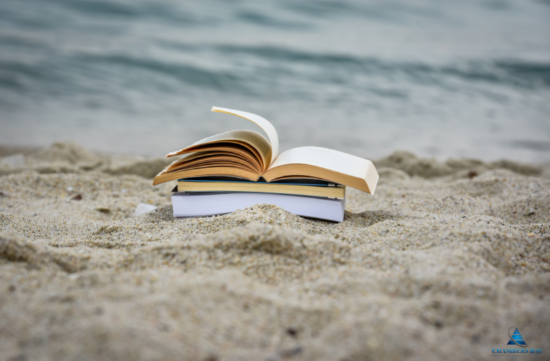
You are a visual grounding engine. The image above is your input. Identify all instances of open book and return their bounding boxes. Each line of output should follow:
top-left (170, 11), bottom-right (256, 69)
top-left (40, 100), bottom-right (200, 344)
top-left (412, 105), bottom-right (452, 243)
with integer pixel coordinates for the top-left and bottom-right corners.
top-left (153, 107), bottom-right (379, 194)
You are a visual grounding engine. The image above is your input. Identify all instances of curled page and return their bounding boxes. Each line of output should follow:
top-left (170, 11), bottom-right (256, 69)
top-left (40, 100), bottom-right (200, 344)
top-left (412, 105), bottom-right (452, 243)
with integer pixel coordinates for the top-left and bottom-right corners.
top-left (212, 106), bottom-right (279, 166)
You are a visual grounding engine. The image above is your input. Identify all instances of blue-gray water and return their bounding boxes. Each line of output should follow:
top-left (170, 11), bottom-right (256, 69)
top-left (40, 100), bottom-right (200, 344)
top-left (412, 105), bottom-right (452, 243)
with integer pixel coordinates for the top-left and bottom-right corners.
top-left (1, 0), bottom-right (549, 162)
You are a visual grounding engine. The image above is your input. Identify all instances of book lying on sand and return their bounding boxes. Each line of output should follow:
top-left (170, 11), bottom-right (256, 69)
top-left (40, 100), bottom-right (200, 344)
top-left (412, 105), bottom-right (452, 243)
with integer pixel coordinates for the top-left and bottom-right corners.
top-left (172, 191), bottom-right (346, 222)
top-left (153, 107), bottom-right (379, 194)
top-left (176, 177), bottom-right (346, 199)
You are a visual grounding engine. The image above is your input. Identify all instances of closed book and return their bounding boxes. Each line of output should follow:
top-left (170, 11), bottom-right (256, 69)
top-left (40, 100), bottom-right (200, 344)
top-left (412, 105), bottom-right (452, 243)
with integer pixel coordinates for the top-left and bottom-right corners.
top-left (171, 192), bottom-right (345, 222)
top-left (177, 177), bottom-right (345, 199)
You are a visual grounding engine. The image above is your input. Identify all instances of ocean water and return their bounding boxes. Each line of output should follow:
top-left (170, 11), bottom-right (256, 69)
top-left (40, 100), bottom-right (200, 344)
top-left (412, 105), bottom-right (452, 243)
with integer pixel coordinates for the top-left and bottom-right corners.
top-left (1, 0), bottom-right (549, 162)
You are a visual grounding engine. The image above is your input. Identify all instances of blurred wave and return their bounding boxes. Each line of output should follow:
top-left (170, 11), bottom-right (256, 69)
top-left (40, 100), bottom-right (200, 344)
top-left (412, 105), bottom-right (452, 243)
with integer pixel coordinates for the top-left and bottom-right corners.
top-left (0, 0), bottom-right (549, 162)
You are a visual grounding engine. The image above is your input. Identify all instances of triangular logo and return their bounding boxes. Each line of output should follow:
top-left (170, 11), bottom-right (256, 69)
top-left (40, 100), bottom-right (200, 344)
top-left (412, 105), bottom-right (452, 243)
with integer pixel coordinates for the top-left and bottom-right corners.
top-left (507, 328), bottom-right (527, 347)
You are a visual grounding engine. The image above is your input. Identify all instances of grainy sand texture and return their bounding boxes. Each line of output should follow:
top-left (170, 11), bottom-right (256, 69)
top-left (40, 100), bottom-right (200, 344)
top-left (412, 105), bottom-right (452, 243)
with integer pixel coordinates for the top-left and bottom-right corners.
top-left (1, 142), bottom-right (549, 361)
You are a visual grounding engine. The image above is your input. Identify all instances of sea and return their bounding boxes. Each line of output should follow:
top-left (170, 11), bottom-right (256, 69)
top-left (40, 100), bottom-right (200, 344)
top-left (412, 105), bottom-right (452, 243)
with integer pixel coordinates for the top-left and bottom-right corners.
top-left (1, 0), bottom-right (549, 162)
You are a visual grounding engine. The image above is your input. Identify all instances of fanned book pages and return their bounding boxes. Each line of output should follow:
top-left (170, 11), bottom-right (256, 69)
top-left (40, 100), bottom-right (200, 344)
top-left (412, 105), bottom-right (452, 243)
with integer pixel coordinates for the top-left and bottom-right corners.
top-left (153, 107), bottom-right (379, 194)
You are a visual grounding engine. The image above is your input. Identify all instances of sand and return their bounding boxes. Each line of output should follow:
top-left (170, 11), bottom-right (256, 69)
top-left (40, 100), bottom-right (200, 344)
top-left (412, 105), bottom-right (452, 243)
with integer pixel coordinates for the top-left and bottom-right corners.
top-left (1, 142), bottom-right (549, 361)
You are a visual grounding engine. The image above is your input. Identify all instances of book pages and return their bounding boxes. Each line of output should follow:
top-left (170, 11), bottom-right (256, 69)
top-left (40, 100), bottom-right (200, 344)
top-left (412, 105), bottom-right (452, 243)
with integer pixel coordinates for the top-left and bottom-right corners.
top-left (268, 146), bottom-right (367, 177)
top-left (267, 146), bottom-right (379, 194)
top-left (212, 106), bottom-right (279, 166)
top-left (166, 130), bottom-right (271, 171)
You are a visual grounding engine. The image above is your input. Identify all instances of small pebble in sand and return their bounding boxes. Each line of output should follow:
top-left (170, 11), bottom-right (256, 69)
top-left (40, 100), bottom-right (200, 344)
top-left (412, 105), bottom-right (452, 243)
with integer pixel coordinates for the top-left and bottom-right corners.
top-left (133, 203), bottom-right (157, 217)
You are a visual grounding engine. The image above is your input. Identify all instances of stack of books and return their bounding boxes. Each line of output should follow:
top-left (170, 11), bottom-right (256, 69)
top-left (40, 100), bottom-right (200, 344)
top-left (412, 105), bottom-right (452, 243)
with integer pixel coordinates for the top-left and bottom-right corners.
top-left (172, 177), bottom-right (346, 222)
top-left (153, 107), bottom-right (379, 222)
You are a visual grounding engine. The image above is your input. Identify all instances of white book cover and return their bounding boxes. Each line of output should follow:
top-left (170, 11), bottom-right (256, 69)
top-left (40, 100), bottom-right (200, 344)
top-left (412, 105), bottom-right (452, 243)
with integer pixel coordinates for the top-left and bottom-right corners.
top-left (172, 192), bottom-right (345, 222)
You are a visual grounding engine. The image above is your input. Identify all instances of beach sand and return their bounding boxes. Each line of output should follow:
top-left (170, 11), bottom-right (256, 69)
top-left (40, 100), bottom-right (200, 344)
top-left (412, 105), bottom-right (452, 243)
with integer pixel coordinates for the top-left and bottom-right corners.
top-left (1, 142), bottom-right (549, 361)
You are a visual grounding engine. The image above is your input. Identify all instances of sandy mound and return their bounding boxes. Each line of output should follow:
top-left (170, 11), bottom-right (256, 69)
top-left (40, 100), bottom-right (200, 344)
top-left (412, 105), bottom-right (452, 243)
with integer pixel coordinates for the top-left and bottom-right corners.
top-left (0, 141), bottom-right (172, 178)
top-left (0, 143), bottom-right (549, 361)
top-left (375, 150), bottom-right (546, 178)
